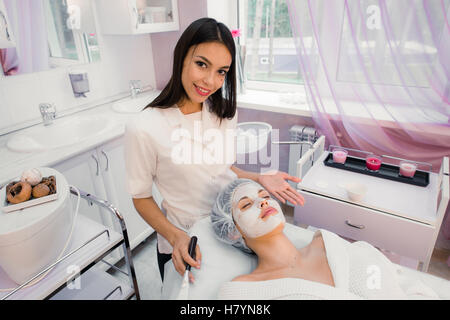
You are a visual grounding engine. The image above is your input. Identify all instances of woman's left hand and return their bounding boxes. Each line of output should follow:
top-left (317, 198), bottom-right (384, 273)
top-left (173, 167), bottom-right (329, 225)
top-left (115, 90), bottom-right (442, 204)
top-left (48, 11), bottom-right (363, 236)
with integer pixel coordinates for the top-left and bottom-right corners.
top-left (258, 171), bottom-right (305, 206)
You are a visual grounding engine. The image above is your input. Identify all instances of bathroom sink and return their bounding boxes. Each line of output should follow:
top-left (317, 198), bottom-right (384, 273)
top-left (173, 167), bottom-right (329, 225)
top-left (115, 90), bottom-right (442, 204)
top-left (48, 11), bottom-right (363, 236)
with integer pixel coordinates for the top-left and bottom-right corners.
top-left (6, 114), bottom-right (115, 153)
top-left (111, 91), bottom-right (160, 113)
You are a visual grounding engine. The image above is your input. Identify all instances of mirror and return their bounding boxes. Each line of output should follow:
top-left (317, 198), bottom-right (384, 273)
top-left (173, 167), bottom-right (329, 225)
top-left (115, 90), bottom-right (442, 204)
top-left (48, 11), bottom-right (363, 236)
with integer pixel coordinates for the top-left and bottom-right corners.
top-left (0, 0), bottom-right (100, 77)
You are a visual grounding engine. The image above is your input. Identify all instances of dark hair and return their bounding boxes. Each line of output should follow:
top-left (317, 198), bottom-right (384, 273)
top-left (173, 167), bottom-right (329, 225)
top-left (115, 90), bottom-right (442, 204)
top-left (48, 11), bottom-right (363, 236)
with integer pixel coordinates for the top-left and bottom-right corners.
top-left (144, 17), bottom-right (236, 121)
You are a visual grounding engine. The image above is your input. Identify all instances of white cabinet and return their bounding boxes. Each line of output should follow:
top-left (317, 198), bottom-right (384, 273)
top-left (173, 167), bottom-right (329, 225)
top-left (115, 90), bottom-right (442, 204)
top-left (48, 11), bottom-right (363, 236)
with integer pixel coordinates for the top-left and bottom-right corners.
top-left (96, 0), bottom-right (179, 34)
top-left (52, 149), bottom-right (109, 227)
top-left (52, 137), bottom-right (154, 251)
top-left (97, 137), bottom-right (154, 249)
top-left (294, 149), bottom-right (449, 272)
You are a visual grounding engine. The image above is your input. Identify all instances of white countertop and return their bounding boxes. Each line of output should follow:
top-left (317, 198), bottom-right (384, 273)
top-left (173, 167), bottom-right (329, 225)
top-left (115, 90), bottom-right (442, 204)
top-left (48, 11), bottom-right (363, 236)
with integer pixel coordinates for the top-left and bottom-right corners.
top-left (0, 95), bottom-right (144, 186)
top-left (299, 151), bottom-right (439, 225)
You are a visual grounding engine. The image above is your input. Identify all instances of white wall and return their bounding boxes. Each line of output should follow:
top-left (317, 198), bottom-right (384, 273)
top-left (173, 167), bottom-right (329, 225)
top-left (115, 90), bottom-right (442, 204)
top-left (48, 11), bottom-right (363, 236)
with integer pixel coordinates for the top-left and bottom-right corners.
top-left (0, 2), bottom-right (156, 135)
top-left (150, 0), bottom-right (208, 90)
top-left (207, 0), bottom-right (238, 29)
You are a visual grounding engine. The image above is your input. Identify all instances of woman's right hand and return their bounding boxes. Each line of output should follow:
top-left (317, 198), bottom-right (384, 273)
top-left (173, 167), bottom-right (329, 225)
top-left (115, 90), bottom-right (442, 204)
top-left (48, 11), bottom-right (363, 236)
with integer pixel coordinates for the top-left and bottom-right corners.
top-left (171, 230), bottom-right (202, 282)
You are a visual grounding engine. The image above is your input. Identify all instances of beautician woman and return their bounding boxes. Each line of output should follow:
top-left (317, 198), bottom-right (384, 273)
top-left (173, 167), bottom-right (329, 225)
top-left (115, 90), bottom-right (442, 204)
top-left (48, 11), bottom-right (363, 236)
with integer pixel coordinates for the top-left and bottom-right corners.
top-left (124, 17), bottom-right (304, 282)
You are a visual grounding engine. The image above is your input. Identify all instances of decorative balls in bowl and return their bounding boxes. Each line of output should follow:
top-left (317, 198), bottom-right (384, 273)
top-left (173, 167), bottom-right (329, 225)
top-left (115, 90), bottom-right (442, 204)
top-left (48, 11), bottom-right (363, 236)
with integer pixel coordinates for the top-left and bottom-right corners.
top-left (5, 168), bottom-right (57, 206)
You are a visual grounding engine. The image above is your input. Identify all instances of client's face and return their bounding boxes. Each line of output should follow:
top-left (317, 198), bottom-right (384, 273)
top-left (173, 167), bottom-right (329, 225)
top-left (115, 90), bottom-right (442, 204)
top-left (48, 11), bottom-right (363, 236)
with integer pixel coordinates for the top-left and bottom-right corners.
top-left (231, 182), bottom-right (285, 239)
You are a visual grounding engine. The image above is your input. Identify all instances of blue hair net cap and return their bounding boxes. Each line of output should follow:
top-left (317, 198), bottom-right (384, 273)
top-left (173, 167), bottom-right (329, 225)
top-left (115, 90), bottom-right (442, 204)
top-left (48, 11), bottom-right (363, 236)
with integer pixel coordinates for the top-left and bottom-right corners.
top-left (211, 178), bottom-right (256, 254)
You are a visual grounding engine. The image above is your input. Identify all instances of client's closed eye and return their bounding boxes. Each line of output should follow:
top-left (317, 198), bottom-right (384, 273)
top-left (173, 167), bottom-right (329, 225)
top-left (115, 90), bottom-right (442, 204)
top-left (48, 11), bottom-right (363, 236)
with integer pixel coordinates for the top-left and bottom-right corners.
top-left (236, 189), bottom-right (271, 211)
top-left (240, 201), bottom-right (252, 210)
top-left (260, 191), bottom-right (270, 199)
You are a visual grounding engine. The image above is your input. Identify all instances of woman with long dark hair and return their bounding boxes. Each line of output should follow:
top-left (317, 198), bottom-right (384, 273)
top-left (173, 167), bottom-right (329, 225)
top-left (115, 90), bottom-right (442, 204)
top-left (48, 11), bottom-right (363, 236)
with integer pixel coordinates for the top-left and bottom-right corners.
top-left (124, 17), bottom-right (304, 283)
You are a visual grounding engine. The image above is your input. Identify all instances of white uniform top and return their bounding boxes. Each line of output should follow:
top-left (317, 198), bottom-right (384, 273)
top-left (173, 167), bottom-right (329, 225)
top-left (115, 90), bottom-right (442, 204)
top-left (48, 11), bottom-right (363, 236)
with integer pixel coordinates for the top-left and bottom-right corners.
top-left (124, 100), bottom-right (238, 253)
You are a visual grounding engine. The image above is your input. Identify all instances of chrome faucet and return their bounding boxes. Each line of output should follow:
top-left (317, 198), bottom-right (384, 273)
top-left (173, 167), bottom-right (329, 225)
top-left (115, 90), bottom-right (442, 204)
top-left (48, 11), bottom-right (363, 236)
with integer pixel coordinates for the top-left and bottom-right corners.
top-left (129, 80), bottom-right (142, 98)
top-left (39, 103), bottom-right (56, 126)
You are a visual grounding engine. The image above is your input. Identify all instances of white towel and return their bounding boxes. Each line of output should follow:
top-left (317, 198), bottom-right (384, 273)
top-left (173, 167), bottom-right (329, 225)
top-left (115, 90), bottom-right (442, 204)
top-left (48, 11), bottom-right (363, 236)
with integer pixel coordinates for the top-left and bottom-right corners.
top-left (219, 278), bottom-right (362, 300)
top-left (218, 229), bottom-right (440, 300)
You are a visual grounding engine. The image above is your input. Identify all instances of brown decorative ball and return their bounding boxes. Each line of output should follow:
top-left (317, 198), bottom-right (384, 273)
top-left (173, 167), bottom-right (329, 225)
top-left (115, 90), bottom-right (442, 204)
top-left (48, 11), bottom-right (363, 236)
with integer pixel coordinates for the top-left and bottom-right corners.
top-left (32, 183), bottom-right (50, 198)
top-left (41, 176), bottom-right (56, 194)
top-left (6, 181), bottom-right (32, 204)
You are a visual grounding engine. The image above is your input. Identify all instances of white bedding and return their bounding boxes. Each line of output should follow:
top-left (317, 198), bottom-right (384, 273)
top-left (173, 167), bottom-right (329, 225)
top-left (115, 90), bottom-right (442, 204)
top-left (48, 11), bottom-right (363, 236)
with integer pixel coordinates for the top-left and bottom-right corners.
top-left (161, 217), bottom-right (450, 300)
top-left (218, 278), bottom-right (362, 300)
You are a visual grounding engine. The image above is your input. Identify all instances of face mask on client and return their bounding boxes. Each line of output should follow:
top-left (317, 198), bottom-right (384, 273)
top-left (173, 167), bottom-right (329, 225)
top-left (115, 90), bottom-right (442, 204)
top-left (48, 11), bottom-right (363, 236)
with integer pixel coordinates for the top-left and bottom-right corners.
top-left (232, 182), bottom-right (285, 238)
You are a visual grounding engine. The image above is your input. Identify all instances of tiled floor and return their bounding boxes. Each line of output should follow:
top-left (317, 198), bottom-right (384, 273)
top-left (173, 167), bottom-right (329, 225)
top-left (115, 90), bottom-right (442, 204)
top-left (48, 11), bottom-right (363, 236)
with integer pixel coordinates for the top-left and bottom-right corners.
top-left (109, 204), bottom-right (450, 300)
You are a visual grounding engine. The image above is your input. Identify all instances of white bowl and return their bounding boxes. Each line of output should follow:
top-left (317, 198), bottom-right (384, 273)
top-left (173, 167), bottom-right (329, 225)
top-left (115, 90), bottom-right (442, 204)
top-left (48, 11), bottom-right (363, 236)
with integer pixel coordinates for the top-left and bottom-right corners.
top-left (236, 122), bottom-right (272, 155)
top-left (345, 182), bottom-right (367, 202)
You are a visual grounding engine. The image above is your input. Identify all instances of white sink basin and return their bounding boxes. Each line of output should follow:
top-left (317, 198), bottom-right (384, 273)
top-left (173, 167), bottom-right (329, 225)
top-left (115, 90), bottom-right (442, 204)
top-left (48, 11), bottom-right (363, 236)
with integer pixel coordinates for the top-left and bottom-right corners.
top-left (6, 114), bottom-right (115, 153)
top-left (111, 91), bottom-right (160, 113)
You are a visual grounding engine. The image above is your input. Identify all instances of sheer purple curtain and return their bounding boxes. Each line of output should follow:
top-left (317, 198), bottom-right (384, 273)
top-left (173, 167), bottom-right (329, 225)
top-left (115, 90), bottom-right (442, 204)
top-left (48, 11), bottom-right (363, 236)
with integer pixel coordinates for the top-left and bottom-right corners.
top-left (0, 47), bottom-right (18, 75)
top-left (3, 0), bottom-right (48, 75)
top-left (287, 0), bottom-right (450, 256)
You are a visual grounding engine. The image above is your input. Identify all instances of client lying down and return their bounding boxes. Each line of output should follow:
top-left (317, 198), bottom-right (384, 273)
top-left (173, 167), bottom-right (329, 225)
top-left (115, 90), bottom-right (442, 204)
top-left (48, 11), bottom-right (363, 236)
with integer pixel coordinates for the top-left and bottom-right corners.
top-left (211, 178), bottom-right (440, 300)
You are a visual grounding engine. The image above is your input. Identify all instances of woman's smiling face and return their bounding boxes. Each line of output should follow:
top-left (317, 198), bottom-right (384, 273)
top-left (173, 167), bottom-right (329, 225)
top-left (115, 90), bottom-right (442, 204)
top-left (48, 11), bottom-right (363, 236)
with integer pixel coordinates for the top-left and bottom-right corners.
top-left (231, 182), bottom-right (285, 239)
top-left (181, 41), bottom-right (232, 106)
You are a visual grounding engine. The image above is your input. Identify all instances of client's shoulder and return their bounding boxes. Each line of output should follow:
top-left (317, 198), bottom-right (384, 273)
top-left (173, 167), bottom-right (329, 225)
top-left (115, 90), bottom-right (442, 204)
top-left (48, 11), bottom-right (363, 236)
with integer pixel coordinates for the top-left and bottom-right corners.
top-left (231, 272), bottom-right (267, 282)
top-left (231, 274), bottom-right (254, 282)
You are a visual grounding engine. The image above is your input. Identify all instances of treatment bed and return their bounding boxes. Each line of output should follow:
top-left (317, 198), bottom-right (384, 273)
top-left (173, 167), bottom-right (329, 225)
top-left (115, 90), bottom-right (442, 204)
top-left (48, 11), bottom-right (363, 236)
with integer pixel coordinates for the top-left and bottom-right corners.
top-left (161, 217), bottom-right (450, 300)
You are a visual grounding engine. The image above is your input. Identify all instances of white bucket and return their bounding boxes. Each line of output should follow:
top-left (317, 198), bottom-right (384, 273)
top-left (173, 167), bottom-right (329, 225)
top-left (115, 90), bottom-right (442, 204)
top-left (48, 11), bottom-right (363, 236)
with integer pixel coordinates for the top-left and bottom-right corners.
top-left (0, 168), bottom-right (73, 285)
top-left (236, 122), bottom-right (272, 155)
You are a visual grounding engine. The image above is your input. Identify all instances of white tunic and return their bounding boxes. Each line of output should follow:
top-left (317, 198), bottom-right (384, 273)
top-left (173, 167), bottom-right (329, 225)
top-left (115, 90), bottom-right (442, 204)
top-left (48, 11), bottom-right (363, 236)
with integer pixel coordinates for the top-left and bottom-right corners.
top-left (124, 101), bottom-right (238, 253)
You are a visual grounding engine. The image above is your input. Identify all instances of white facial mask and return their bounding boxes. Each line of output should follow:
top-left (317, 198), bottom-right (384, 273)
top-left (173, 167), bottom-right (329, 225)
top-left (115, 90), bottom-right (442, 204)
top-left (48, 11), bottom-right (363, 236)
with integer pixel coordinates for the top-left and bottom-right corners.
top-left (232, 182), bottom-right (285, 238)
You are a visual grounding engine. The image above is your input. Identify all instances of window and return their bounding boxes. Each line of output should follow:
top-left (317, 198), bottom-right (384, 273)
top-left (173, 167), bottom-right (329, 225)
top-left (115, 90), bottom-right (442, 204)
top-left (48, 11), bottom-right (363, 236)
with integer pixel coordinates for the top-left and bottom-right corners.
top-left (235, 0), bottom-right (448, 115)
top-left (44, 0), bottom-right (101, 67)
top-left (238, 0), bottom-right (303, 88)
top-left (337, 0), bottom-right (449, 88)
top-left (46, 0), bottom-right (79, 61)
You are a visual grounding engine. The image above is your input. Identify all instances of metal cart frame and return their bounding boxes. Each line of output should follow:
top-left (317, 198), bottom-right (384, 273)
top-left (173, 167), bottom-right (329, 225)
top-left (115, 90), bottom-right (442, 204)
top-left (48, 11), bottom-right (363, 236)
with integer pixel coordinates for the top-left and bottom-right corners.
top-left (1, 187), bottom-right (140, 300)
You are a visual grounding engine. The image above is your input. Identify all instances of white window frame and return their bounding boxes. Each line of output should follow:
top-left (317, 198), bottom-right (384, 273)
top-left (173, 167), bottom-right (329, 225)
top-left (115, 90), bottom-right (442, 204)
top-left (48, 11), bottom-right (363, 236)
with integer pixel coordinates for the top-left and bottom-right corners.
top-left (44, 0), bottom-right (89, 69)
top-left (237, 0), bottom-right (306, 93)
top-left (48, 31), bottom-right (90, 68)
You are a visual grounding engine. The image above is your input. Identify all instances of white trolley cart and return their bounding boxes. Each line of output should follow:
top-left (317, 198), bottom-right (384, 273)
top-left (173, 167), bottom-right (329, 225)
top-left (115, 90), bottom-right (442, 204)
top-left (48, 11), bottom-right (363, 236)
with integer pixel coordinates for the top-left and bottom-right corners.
top-left (0, 187), bottom-right (140, 300)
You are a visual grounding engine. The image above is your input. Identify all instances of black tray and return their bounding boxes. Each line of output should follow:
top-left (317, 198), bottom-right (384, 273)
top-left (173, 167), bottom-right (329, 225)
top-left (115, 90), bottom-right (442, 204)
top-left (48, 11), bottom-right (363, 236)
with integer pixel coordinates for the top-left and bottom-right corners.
top-left (323, 153), bottom-right (429, 187)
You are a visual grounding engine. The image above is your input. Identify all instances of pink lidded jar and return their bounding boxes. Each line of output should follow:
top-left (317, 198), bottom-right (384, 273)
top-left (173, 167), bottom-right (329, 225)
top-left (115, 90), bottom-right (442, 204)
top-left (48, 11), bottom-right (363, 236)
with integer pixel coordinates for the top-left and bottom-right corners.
top-left (332, 148), bottom-right (348, 164)
top-left (399, 161), bottom-right (417, 177)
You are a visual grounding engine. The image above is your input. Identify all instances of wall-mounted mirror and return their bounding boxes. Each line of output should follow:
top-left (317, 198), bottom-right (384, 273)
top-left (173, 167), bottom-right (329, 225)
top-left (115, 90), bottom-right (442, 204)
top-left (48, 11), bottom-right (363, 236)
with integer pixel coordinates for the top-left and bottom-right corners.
top-left (0, 0), bottom-right (15, 48)
top-left (0, 0), bottom-right (100, 77)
